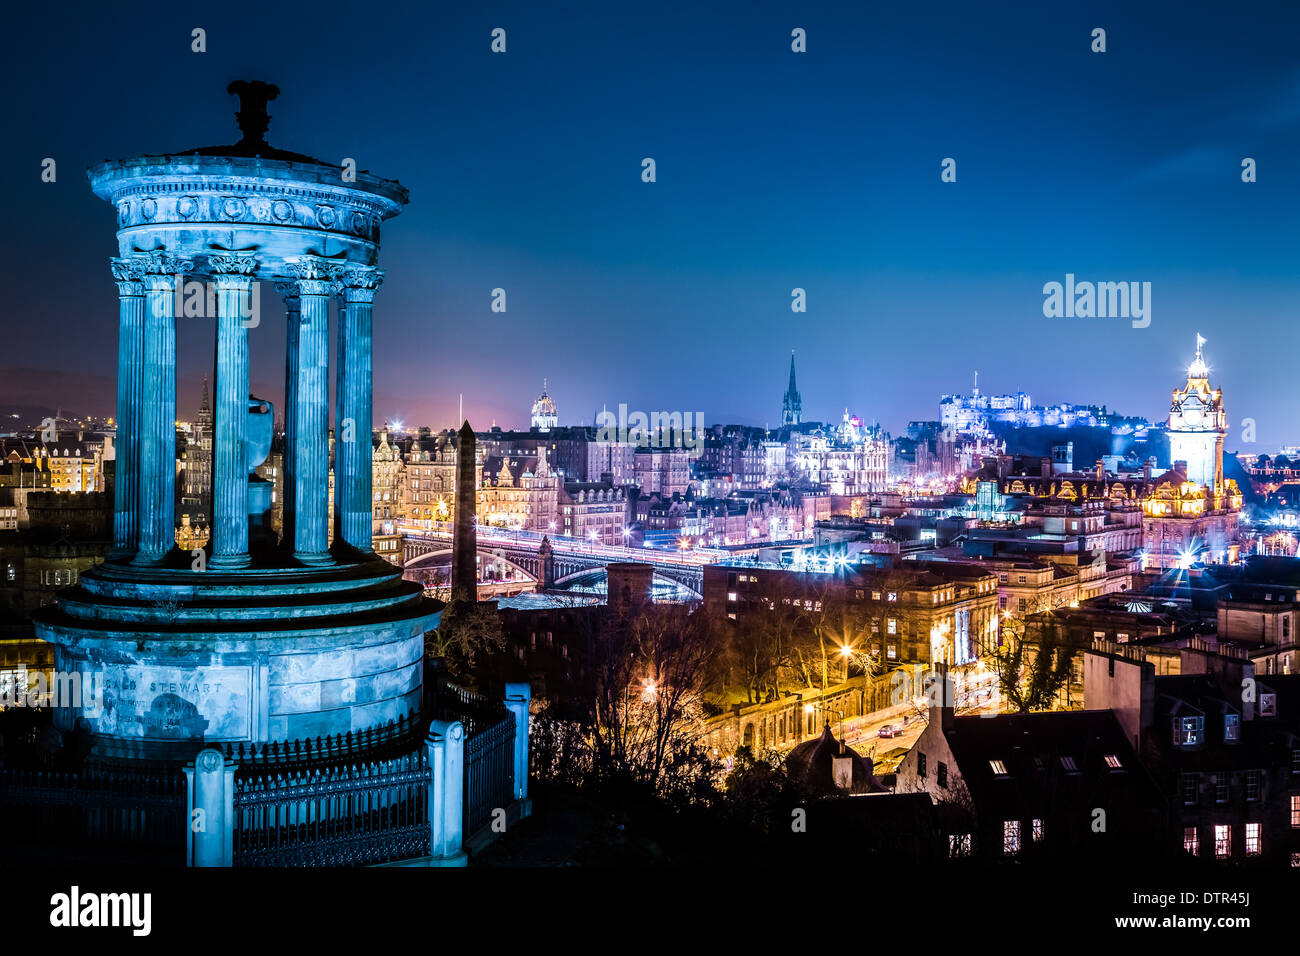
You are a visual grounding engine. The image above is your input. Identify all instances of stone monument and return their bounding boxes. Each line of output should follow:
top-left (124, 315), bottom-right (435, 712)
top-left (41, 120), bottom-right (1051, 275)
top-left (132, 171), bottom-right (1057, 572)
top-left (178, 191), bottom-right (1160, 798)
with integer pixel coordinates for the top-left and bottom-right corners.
top-left (34, 81), bottom-right (441, 761)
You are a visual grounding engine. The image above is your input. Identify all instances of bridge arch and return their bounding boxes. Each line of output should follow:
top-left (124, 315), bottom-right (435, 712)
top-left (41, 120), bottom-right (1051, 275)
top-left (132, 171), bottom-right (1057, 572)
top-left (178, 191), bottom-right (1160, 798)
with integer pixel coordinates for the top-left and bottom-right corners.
top-left (403, 546), bottom-right (539, 584)
top-left (552, 566), bottom-right (702, 599)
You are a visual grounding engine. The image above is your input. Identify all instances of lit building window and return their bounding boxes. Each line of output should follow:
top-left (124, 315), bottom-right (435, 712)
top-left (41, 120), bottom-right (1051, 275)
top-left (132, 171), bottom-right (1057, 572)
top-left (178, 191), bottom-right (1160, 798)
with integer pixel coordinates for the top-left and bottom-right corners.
top-left (989, 759), bottom-right (1008, 776)
top-left (1214, 824), bottom-right (1231, 859)
top-left (1224, 713), bottom-right (1240, 742)
top-left (1174, 715), bottom-right (1204, 746)
top-left (1032, 818), bottom-right (1044, 842)
top-left (1184, 827), bottom-right (1199, 856)
top-left (1003, 820), bottom-right (1021, 855)
top-left (1245, 822), bottom-right (1262, 857)
top-left (948, 833), bottom-right (971, 858)
top-left (1292, 795), bottom-right (1300, 829)
top-left (1104, 754), bottom-right (1123, 770)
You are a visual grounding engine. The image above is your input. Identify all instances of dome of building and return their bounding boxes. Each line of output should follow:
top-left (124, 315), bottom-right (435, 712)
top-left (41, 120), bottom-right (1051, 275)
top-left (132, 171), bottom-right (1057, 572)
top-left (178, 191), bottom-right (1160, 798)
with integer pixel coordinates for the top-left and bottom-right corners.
top-left (530, 380), bottom-right (558, 431)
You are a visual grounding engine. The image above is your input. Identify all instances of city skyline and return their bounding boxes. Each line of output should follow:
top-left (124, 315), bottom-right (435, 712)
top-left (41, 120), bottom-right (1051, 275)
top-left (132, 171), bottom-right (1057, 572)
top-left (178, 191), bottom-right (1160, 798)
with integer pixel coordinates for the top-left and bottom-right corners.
top-left (5, 1), bottom-right (1300, 910)
top-left (3, 2), bottom-right (1300, 443)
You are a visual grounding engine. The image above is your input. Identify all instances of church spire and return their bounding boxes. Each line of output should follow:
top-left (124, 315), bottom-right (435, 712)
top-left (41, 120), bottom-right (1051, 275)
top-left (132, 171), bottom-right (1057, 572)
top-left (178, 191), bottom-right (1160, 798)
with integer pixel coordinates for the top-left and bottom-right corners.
top-left (782, 350), bottom-right (802, 426)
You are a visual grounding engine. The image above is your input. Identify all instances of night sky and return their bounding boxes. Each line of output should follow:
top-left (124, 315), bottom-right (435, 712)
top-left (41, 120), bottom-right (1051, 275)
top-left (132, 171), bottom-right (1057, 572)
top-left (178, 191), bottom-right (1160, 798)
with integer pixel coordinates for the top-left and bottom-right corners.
top-left (3, 1), bottom-right (1298, 446)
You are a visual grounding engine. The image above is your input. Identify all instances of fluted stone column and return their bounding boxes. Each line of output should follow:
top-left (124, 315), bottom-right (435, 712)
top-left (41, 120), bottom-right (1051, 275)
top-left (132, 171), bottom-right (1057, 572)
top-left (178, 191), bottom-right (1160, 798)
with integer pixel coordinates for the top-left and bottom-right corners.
top-left (208, 251), bottom-right (259, 570)
top-left (276, 281), bottom-right (301, 550)
top-left (134, 251), bottom-right (190, 566)
top-left (283, 256), bottom-right (339, 565)
top-left (109, 257), bottom-right (145, 559)
top-left (336, 266), bottom-right (382, 553)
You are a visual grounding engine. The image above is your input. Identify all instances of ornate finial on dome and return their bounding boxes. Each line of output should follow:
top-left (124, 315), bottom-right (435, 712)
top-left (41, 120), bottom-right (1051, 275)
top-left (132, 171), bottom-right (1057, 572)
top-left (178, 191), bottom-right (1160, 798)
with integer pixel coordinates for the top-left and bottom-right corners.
top-left (227, 80), bottom-right (280, 148)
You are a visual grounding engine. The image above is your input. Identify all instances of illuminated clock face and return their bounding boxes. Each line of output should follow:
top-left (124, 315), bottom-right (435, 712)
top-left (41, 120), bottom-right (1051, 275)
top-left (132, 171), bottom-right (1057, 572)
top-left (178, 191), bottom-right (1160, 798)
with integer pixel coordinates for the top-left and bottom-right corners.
top-left (1183, 405), bottom-right (1202, 425)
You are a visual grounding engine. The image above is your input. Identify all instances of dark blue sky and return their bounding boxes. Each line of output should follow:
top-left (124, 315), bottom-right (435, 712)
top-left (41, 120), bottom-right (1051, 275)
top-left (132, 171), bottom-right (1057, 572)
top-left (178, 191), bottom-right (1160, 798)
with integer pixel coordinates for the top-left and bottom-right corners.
top-left (3, 0), bottom-right (1298, 446)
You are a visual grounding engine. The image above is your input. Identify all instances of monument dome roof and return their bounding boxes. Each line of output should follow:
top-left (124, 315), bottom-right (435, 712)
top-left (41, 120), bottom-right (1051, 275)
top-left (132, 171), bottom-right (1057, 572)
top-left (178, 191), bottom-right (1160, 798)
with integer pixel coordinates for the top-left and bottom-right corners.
top-left (89, 80), bottom-right (408, 206)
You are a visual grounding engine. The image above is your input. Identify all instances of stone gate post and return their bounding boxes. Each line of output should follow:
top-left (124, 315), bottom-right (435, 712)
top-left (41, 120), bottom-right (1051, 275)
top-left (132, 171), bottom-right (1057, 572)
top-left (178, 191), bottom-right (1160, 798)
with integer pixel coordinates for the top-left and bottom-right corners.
top-left (504, 682), bottom-right (532, 813)
top-left (426, 719), bottom-right (468, 866)
top-left (184, 747), bottom-right (235, 867)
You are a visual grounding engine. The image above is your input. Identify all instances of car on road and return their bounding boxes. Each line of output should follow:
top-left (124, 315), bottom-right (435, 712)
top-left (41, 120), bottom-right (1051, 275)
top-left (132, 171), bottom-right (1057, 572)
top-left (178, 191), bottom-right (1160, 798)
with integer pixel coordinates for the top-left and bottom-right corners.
top-left (877, 724), bottom-right (900, 738)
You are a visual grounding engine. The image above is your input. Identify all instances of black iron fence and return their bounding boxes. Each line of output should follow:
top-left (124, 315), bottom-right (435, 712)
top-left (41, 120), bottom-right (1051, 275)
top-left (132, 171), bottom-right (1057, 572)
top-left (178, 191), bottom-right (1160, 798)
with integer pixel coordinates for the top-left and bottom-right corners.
top-left (226, 717), bottom-right (431, 868)
top-left (0, 764), bottom-right (188, 864)
top-left (1, 671), bottom-right (521, 866)
top-left (463, 709), bottom-right (515, 837)
top-left (223, 714), bottom-right (426, 772)
top-left (425, 664), bottom-right (518, 840)
top-left (231, 744), bottom-right (430, 867)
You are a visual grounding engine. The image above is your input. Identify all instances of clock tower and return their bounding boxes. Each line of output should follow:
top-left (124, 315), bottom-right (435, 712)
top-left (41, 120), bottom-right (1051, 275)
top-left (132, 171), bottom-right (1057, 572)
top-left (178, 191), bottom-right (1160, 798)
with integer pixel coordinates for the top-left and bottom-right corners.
top-left (1167, 334), bottom-right (1225, 492)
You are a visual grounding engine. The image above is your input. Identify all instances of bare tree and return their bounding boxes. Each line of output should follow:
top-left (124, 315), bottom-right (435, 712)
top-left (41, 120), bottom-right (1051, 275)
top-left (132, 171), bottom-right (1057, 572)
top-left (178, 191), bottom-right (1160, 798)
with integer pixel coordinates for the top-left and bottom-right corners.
top-left (588, 603), bottom-right (718, 789)
top-left (988, 617), bottom-right (1073, 713)
top-left (425, 600), bottom-right (507, 683)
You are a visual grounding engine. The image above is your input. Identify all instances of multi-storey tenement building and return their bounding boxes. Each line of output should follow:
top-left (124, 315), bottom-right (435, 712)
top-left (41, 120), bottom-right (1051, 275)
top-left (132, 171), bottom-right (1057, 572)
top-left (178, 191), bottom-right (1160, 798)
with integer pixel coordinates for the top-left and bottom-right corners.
top-left (788, 426), bottom-right (888, 496)
top-left (1086, 643), bottom-right (1300, 868)
top-left (895, 703), bottom-right (1165, 863)
top-left (479, 449), bottom-right (560, 533)
top-left (180, 379), bottom-right (213, 522)
top-left (557, 480), bottom-right (628, 546)
top-left (586, 437), bottom-right (637, 487)
top-left (371, 427), bottom-right (405, 527)
top-left (1214, 556), bottom-right (1300, 677)
top-left (634, 447), bottom-right (692, 496)
top-left (401, 432), bottom-right (457, 525)
top-left (703, 560), bottom-right (999, 668)
top-left (1141, 466), bottom-right (1241, 569)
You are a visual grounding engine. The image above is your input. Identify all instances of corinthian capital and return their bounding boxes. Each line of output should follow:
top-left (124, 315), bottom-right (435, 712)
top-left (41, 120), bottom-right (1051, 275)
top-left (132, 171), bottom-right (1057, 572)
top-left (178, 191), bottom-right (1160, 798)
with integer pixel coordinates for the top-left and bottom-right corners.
top-left (208, 250), bottom-right (260, 276)
top-left (133, 249), bottom-right (195, 276)
top-left (282, 255), bottom-right (346, 296)
top-left (208, 250), bottom-right (260, 291)
top-left (273, 279), bottom-right (302, 309)
top-left (110, 256), bottom-right (145, 296)
top-left (337, 265), bottom-right (385, 303)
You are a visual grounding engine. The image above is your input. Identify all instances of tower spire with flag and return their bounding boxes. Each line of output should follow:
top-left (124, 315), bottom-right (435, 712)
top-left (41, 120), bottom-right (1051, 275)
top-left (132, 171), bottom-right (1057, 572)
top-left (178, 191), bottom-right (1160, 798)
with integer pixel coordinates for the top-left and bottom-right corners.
top-left (1189, 334), bottom-right (1209, 379)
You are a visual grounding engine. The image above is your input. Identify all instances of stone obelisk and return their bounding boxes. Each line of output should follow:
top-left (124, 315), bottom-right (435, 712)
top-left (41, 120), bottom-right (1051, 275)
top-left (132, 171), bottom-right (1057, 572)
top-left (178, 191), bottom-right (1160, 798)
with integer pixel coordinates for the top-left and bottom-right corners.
top-left (451, 420), bottom-right (478, 606)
